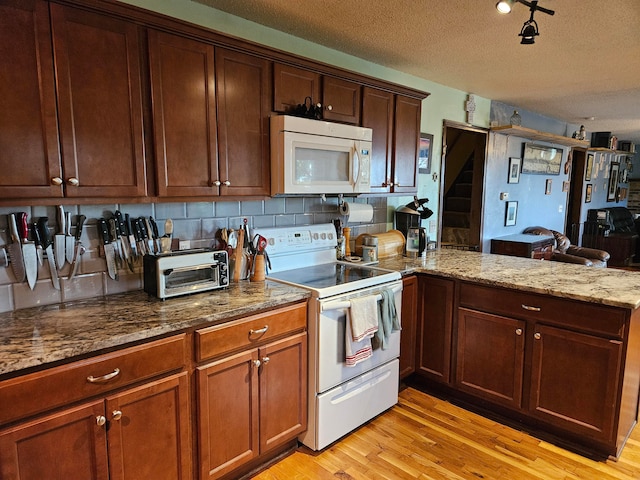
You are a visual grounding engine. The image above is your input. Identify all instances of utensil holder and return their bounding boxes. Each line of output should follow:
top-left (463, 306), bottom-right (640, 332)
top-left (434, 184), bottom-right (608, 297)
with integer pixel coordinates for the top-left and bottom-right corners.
top-left (250, 254), bottom-right (266, 281)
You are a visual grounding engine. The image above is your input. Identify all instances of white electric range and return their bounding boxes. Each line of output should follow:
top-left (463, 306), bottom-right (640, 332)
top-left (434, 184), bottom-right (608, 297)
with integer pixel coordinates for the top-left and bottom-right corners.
top-left (254, 223), bottom-right (402, 450)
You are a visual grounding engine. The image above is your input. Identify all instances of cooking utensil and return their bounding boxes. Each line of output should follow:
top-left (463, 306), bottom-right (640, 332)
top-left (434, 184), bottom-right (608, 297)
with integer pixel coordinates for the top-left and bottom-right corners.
top-left (19, 212), bottom-right (37, 290)
top-left (124, 213), bottom-right (139, 260)
top-left (55, 206), bottom-right (66, 269)
top-left (37, 217), bottom-right (60, 289)
top-left (65, 211), bottom-right (74, 265)
top-left (98, 218), bottom-right (118, 280)
top-left (107, 217), bottom-right (123, 270)
top-left (115, 210), bottom-right (134, 272)
top-left (161, 218), bottom-right (173, 253)
top-left (233, 226), bottom-right (245, 282)
top-left (68, 214), bottom-right (86, 280)
top-left (32, 222), bottom-right (43, 266)
top-left (7, 213), bottom-right (25, 283)
top-left (143, 217), bottom-right (155, 253)
top-left (149, 217), bottom-right (160, 253)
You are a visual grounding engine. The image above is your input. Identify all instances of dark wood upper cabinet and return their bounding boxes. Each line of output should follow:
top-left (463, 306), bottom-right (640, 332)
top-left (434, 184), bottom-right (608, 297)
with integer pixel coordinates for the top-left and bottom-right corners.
top-left (322, 76), bottom-right (361, 124)
top-left (51, 3), bottom-right (147, 197)
top-left (361, 87), bottom-right (394, 193)
top-left (0, 0), bottom-right (62, 199)
top-left (148, 30), bottom-right (219, 197)
top-left (215, 48), bottom-right (271, 197)
top-left (392, 95), bottom-right (421, 193)
top-left (273, 63), bottom-right (321, 113)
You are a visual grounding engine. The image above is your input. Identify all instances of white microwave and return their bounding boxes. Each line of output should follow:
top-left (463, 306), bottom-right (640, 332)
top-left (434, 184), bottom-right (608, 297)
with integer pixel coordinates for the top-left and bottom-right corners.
top-left (270, 115), bottom-right (373, 195)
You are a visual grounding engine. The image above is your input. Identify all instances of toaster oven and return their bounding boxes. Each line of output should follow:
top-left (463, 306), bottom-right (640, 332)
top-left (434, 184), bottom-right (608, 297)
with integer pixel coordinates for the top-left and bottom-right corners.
top-left (143, 249), bottom-right (229, 299)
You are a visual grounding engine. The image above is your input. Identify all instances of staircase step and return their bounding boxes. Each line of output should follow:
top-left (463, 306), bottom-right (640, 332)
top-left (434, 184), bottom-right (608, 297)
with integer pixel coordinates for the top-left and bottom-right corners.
top-left (441, 226), bottom-right (470, 245)
top-left (445, 197), bottom-right (471, 213)
top-left (454, 183), bottom-right (472, 197)
top-left (459, 170), bottom-right (474, 183)
top-left (443, 211), bottom-right (470, 228)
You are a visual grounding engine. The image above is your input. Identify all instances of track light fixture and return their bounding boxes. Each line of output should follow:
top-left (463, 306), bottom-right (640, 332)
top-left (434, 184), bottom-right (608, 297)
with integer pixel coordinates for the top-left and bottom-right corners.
top-left (496, 0), bottom-right (554, 45)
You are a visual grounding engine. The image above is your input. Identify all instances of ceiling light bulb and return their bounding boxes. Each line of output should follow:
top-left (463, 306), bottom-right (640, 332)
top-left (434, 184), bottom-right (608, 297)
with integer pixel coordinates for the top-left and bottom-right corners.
top-left (496, 0), bottom-right (515, 14)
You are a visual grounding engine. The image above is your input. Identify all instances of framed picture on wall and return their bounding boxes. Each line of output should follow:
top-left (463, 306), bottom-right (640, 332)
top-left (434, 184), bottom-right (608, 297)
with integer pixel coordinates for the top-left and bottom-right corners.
top-left (585, 153), bottom-right (594, 181)
top-left (418, 133), bottom-right (434, 174)
top-left (505, 201), bottom-right (518, 226)
top-left (607, 162), bottom-right (619, 202)
top-left (508, 157), bottom-right (521, 183)
top-left (585, 183), bottom-right (592, 203)
top-left (521, 143), bottom-right (563, 175)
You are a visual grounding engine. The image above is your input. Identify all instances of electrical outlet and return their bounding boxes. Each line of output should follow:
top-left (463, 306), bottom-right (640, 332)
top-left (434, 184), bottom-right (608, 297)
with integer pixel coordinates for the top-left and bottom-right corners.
top-left (429, 220), bottom-right (436, 233)
top-left (179, 240), bottom-right (190, 250)
top-left (558, 205), bottom-right (563, 213)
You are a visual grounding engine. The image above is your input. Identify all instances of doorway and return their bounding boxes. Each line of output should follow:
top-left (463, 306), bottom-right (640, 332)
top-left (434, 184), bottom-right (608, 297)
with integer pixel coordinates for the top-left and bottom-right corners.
top-left (565, 148), bottom-right (587, 244)
top-left (439, 121), bottom-right (488, 251)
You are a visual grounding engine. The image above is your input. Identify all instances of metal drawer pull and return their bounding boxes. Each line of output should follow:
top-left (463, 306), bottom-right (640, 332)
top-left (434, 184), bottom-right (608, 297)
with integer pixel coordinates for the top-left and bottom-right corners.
top-left (515, 328), bottom-right (523, 336)
top-left (112, 410), bottom-right (123, 421)
top-left (250, 325), bottom-right (269, 335)
top-left (534, 332), bottom-right (541, 340)
top-left (96, 415), bottom-right (107, 426)
top-left (521, 304), bottom-right (541, 312)
top-left (262, 356), bottom-right (270, 365)
top-left (86, 368), bottom-right (120, 383)
top-left (253, 359), bottom-right (261, 368)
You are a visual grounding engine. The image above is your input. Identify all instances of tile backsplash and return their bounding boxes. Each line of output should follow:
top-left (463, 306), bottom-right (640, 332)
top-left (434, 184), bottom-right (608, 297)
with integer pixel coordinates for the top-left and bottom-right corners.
top-left (0, 196), bottom-right (389, 312)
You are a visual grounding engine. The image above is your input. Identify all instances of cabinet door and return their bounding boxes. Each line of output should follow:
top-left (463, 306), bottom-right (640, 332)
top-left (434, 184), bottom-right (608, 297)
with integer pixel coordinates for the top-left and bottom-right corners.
top-left (50, 4), bottom-right (146, 197)
top-left (148, 30), bottom-right (218, 197)
top-left (361, 87), bottom-right (394, 193)
top-left (273, 63), bottom-right (320, 113)
top-left (106, 373), bottom-right (191, 480)
top-left (0, 0), bottom-right (62, 199)
top-left (399, 275), bottom-right (417, 379)
top-left (529, 324), bottom-right (622, 443)
top-left (456, 308), bottom-right (525, 409)
top-left (392, 95), bottom-right (421, 193)
top-left (259, 332), bottom-right (307, 453)
top-left (416, 276), bottom-right (454, 383)
top-left (322, 76), bottom-right (361, 124)
top-left (197, 349), bottom-right (260, 480)
top-left (215, 48), bottom-right (271, 196)
top-left (0, 400), bottom-right (108, 480)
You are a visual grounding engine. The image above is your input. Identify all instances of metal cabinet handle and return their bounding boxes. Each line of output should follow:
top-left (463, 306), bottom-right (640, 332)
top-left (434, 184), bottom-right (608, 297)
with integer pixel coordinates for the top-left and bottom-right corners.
top-left (223, 180), bottom-right (231, 186)
top-left (515, 328), bottom-right (523, 336)
top-left (253, 359), bottom-right (261, 368)
top-left (112, 410), bottom-right (123, 421)
top-left (213, 180), bottom-right (221, 187)
top-left (51, 177), bottom-right (63, 186)
top-left (262, 356), bottom-right (270, 365)
top-left (87, 367), bottom-right (120, 383)
top-left (96, 415), bottom-right (107, 426)
top-left (67, 177), bottom-right (79, 186)
top-left (534, 332), bottom-right (541, 340)
top-left (326, 104), bottom-right (333, 111)
top-left (249, 325), bottom-right (269, 336)
top-left (522, 304), bottom-right (541, 312)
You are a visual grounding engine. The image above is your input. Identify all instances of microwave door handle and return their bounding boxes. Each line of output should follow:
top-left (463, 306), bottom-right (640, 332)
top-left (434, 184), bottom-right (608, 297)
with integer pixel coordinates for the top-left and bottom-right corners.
top-left (352, 143), bottom-right (360, 184)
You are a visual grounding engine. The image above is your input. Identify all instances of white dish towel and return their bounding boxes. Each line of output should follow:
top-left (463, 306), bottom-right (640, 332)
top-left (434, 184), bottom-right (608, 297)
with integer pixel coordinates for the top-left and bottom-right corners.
top-left (345, 295), bottom-right (379, 367)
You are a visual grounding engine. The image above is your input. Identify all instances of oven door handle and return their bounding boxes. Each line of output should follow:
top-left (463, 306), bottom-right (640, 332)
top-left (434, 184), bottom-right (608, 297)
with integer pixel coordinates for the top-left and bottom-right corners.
top-left (320, 284), bottom-right (402, 313)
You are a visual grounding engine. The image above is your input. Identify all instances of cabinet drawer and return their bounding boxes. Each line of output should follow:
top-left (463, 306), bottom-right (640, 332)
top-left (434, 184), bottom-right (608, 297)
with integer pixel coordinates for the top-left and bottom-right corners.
top-left (459, 283), bottom-right (626, 338)
top-left (195, 302), bottom-right (307, 362)
top-left (0, 334), bottom-right (187, 426)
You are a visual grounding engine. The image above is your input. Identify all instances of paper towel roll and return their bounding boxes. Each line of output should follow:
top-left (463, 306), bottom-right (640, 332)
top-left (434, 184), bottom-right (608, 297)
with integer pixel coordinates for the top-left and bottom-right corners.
top-left (339, 202), bottom-right (373, 223)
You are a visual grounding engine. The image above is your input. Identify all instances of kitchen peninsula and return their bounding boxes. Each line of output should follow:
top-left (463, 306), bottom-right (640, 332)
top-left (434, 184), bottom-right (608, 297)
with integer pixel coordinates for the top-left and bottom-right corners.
top-left (2, 249), bottom-right (640, 478)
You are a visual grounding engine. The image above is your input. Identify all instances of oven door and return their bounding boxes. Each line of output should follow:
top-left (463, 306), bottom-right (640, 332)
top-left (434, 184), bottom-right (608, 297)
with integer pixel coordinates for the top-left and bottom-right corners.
top-left (310, 280), bottom-right (402, 393)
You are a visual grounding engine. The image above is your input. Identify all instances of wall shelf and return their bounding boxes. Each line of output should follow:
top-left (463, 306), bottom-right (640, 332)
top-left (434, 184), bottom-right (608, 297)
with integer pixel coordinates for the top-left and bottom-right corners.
top-left (491, 125), bottom-right (590, 148)
top-left (588, 147), bottom-right (635, 156)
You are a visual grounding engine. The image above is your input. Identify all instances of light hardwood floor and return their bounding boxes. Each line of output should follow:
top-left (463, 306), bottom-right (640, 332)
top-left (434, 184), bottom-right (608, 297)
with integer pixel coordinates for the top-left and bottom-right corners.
top-left (252, 387), bottom-right (640, 479)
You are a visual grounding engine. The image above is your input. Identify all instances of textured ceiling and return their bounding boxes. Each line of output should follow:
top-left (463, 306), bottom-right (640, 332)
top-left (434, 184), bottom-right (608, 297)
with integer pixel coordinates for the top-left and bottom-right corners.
top-left (194, 0), bottom-right (640, 144)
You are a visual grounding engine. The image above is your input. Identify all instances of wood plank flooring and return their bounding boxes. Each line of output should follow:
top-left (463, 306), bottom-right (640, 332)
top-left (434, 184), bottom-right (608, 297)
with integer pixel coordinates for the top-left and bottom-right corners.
top-left (251, 387), bottom-right (640, 479)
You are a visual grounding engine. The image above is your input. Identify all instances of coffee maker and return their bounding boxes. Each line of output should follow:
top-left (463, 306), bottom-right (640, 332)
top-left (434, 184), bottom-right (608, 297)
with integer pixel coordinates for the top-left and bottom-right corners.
top-left (395, 197), bottom-right (433, 257)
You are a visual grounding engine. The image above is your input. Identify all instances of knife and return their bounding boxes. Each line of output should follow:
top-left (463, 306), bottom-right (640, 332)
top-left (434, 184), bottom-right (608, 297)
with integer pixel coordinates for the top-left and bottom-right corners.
top-left (108, 217), bottom-right (123, 270)
top-left (132, 218), bottom-right (146, 256)
top-left (98, 218), bottom-right (118, 281)
top-left (68, 214), bottom-right (86, 280)
top-left (32, 222), bottom-right (43, 266)
top-left (65, 211), bottom-right (74, 265)
top-left (7, 214), bottom-right (26, 283)
top-left (144, 217), bottom-right (155, 254)
top-left (19, 213), bottom-right (38, 290)
top-left (124, 213), bottom-right (138, 260)
top-left (149, 217), bottom-right (160, 253)
top-left (115, 211), bottom-right (134, 272)
top-left (55, 206), bottom-right (66, 269)
top-left (36, 217), bottom-right (60, 290)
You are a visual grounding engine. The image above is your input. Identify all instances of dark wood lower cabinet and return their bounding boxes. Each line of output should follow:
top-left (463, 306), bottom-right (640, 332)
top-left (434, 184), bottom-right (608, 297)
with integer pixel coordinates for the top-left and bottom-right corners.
top-left (455, 308), bottom-right (525, 409)
top-left (0, 373), bottom-right (190, 480)
top-left (399, 275), bottom-right (417, 379)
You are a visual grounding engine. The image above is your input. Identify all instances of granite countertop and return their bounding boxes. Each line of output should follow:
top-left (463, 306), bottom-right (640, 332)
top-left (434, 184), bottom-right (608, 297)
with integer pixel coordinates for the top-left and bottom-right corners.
top-left (0, 281), bottom-right (310, 377)
top-left (4, 248), bottom-right (640, 378)
top-left (377, 249), bottom-right (640, 309)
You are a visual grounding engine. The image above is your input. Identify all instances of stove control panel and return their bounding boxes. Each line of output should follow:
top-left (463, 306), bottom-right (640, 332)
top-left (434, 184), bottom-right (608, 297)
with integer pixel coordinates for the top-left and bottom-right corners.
top-left (254, 224), bottom-right (337, 256)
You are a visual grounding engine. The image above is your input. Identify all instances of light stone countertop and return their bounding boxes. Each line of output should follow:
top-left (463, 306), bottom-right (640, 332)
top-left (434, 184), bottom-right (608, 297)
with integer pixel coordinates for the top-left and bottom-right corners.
top-left (3, 248), bottom-right (640, 378)
top-left (376, 249), bottom-right (640, 309)
top-left (0, 281), bottom-right (310, 377)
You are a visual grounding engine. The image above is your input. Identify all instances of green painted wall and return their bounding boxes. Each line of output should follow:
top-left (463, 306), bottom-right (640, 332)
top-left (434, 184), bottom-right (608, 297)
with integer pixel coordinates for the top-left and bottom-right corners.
top-left (119, 0), bottom-right (491, 232)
